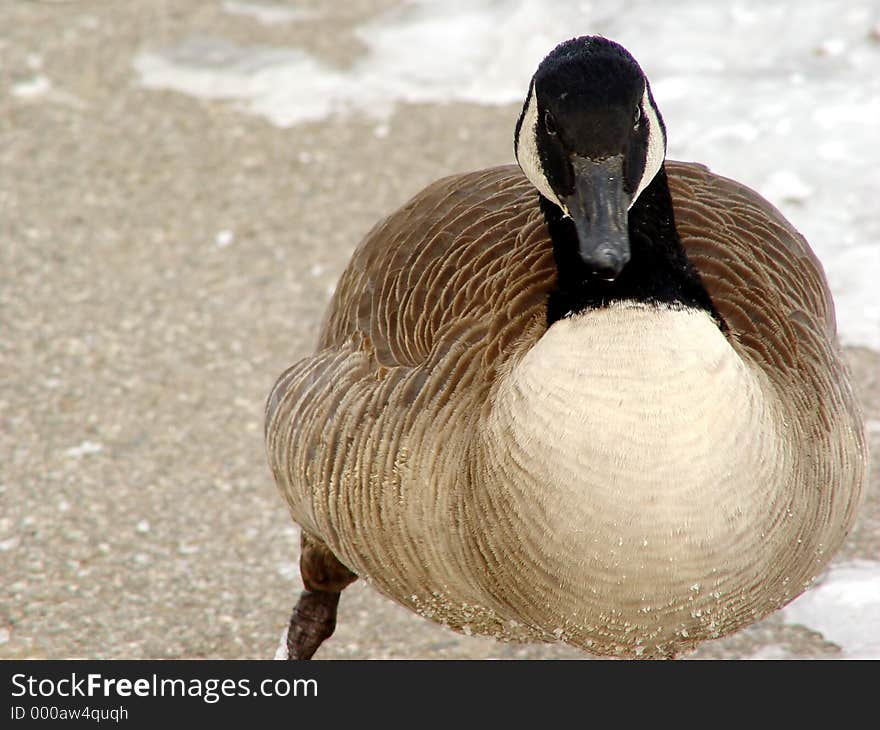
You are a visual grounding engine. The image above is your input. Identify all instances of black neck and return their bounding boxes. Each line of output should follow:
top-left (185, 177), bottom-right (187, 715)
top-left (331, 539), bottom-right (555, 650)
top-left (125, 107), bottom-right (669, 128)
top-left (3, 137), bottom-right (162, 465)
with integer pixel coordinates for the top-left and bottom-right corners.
top-left (543, 164), bottom-right (724, 329)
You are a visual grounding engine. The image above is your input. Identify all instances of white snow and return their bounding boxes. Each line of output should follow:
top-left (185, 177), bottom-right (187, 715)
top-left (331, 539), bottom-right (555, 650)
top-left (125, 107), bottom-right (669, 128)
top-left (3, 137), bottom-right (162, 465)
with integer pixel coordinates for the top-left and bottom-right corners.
top-left (781, 560), bottom-right (880, 658)
top-left (64, 440), bottom-right (103, 458)
top-left (0, 536), bottom-right (20, 552)
top-left (133, 0), bottom-right (880, 349)
top-left (276, 561), bottom-right (299, 580)
top-left (759, 170), bottom-right (814, 205)
top-left (274, 628), bottom-right (289, 659)
top-left (222, 1), bottom-right (314, 25)
top-left (744, 644), bottom-right (793, 660)
top-left (11, 75), bottom-right (51, 98)
top-left (134, 39), bottom-right (348, 125)
top-left (215, 229), bottom-right (235, 248)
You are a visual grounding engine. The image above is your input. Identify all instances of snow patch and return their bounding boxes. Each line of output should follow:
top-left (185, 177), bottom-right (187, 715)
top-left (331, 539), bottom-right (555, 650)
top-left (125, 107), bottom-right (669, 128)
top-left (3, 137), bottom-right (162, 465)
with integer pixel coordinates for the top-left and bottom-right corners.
top-left (215, 229), bottom-right (235, 248)
top-left (64, 441), bottom-right (103, 458)
top-left (222, 1), bottom-right (314, 25)
top-left (274, 628), bottom-right (289, 659)
top-left (11, 75), bottom-right (51, 98)
top-left (781, 560), bottom-right (880, 658)
top-left (759, 170), bottom-right (814, 205)
top-left (0, 536), bottom-right (20, 552)
top-left (744, 644), bottom-right (793, 660)
top-left (276, 561), bottom-right (298, 581)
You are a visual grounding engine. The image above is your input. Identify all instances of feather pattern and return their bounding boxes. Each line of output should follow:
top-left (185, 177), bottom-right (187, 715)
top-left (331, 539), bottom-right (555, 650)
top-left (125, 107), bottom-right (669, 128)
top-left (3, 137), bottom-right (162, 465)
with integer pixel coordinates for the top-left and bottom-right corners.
top-left (266, 161), bottom-right (866, 657)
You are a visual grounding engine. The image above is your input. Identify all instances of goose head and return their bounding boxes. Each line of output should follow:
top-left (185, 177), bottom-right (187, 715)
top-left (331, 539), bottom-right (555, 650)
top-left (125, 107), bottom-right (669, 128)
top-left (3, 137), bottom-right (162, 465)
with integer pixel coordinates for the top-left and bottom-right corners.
top-left (515, 36), bottom-right (667, 280)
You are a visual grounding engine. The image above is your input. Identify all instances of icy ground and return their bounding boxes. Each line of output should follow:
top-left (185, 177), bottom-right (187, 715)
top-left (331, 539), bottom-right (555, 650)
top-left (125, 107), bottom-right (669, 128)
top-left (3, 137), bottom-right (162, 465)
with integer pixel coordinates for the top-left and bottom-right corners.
top-left (131, 0), bottom-right (880, 658)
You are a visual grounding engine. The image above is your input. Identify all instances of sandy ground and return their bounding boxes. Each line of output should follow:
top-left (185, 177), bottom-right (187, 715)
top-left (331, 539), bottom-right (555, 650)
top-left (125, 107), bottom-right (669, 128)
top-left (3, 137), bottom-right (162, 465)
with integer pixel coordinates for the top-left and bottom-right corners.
top-left (1, 0), bottom-right (877, 659)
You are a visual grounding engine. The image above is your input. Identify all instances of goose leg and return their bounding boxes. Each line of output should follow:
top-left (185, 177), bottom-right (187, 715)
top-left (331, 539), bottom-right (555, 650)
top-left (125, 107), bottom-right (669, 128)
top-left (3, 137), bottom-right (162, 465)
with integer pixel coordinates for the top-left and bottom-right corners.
top-left (286, 590), bottom-right (342, 660)
top-left (286, 532), bottom-right (357, 660)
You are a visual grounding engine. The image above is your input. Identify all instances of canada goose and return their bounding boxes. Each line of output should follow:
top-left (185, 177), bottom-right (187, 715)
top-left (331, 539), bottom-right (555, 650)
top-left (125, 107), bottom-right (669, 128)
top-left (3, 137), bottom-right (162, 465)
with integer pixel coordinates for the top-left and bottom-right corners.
top-left (265, 36), bottom-right (867, 659)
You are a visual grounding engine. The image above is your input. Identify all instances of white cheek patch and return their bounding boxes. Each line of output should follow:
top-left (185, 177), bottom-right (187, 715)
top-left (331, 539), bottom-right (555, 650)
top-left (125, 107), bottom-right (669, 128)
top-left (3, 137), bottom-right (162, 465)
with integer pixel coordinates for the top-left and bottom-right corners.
top-left (515, 83), bottom-right (566, 210)
top-left (517, 81), bottom-right (666, 212)
top-left (631, 83), bottom-right (666, 206)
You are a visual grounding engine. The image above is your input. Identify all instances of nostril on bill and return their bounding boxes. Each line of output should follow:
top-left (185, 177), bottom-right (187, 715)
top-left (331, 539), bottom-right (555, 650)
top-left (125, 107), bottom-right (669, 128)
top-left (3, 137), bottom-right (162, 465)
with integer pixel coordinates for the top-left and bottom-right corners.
top-left (586, 247), bottom-right (629, 280)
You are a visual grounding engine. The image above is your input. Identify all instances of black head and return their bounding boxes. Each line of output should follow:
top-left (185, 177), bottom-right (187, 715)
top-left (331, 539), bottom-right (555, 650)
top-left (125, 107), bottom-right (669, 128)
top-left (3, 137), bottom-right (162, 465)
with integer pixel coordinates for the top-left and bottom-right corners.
top-left (515, 36), bottom-right (667, 279)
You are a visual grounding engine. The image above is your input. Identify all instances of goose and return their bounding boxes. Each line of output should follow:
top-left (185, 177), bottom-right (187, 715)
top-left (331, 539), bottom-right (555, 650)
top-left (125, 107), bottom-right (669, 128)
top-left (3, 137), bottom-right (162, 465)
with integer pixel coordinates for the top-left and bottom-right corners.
top-left (265, 36), bottom-right (867, 659)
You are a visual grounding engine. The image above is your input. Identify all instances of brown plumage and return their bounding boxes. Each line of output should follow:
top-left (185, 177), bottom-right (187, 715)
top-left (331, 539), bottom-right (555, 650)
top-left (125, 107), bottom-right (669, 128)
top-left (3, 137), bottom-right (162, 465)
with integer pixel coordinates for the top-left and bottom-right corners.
top-left (265, 37), bottom-right (867, 658)
top-left (266, 162), bottom-right (866, 658)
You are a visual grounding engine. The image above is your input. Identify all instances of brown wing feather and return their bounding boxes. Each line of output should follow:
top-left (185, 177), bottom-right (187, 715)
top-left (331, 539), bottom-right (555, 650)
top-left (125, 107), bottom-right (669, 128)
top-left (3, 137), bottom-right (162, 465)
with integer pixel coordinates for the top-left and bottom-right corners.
top-left (317, 166), bottom-right (555, 369)
top-left (667, 160), bottom-right (835, 358)
top-left (664, 161), bottom-right (861, 459)
top-left (266, 161), bottom-right (863, 581)
top-left (312, 162), bottom-right (840, 381)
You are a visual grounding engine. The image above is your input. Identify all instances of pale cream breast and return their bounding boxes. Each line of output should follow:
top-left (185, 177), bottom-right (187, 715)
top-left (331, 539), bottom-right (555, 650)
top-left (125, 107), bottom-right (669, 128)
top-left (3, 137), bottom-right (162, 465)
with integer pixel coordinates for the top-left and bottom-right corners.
top-left (466, 303), bottom-right (799, 654)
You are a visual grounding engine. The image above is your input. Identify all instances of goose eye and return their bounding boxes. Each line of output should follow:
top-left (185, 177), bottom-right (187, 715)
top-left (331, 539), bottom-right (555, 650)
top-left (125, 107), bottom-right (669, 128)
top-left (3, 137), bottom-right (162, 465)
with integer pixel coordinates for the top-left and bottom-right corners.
top-left (544, 110), bottom-right (558, 136)
top-left (633, 107), bottom-right (642, 127)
